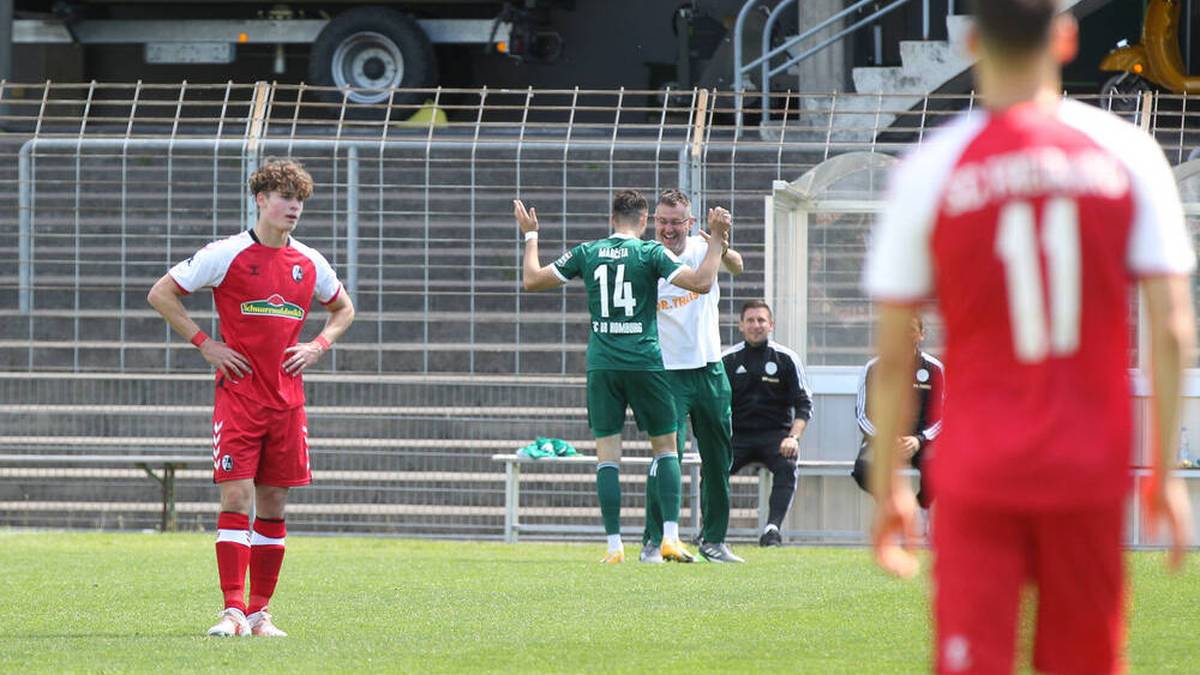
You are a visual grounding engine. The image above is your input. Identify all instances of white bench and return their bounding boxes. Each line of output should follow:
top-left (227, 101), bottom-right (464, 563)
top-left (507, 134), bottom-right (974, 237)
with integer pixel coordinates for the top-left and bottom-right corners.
top-left (490, 453), bottom-right (707, 543)
top-left (489, 455), bottom-right (872, 543)
top-left (486, 455), bottom-right (943, 543)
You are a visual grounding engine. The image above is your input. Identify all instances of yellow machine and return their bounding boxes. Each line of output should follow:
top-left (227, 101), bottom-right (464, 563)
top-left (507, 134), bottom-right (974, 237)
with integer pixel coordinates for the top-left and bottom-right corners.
top-left (1099, 0), bottom-right (1199, 104)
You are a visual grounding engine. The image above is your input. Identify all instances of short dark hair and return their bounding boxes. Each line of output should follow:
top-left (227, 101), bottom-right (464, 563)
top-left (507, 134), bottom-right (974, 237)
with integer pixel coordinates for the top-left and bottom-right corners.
top-left (657, 189), bottom-right (691, 212)
top-left (611, 190), bottom-right (648, 225)
top-left (968, 0), bottom-right (1057, 56)
top-left (740, 299), bottom-right (772, 319)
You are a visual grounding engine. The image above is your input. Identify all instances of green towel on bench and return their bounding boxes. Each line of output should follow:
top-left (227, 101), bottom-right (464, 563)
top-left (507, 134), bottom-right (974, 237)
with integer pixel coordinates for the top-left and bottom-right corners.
top-left (516, 437), bottom-right (579, 459)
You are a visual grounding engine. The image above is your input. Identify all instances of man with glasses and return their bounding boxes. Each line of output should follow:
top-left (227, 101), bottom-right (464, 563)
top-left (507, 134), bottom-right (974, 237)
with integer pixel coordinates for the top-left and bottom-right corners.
top-left (641, 189), bottom-right (746, 563)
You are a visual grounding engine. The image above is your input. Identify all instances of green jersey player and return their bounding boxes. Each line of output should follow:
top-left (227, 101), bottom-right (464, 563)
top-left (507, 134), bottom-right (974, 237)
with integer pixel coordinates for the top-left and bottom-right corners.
top-left (516, 190), bottom-right (729, 563)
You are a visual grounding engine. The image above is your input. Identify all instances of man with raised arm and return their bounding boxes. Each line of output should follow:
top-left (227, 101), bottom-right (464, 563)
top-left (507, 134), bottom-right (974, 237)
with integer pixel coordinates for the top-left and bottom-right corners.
top-left (640, 189), bottom-right (745, 564)
top-left (865, 2), bottom-right (1195, 672)
top-left (515, 190), bottom-right (729, 564)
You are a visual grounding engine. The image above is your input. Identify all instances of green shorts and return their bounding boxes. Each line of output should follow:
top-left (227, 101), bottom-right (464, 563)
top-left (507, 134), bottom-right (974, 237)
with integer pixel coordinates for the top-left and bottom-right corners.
top-left (586, 369), bottom-right (677, 438)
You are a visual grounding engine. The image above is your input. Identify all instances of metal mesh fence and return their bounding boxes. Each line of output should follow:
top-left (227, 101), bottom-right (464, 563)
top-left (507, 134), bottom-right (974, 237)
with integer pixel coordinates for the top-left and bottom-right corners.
top-left (2, 83), bottom-right (1199, 542)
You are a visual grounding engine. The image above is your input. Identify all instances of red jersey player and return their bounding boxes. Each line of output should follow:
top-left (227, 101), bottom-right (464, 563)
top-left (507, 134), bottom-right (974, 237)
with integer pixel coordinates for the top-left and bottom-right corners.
top-left (865, 1), bottom-right (1195, 672)
top-left (147, 159), bottom-right (355, 638)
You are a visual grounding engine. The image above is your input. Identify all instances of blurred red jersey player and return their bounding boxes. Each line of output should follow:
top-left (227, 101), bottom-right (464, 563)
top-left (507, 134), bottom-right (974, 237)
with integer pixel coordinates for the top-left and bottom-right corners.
top-left (148, 159), bottom-right (355, 638)
top-left (864, 1), bottom-right (1196, 672)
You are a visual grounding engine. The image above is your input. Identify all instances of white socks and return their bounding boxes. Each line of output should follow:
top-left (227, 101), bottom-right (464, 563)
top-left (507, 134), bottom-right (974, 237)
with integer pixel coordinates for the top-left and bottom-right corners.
top-left (663, 522), bottom-right (679, 542)
top-left (607, 534), bottom-right (623, 550)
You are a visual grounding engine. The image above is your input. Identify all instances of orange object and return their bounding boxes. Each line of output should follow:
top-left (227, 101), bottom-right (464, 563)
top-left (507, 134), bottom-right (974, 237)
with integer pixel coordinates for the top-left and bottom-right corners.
top-left (1099, 0), bottom-right (1200, 94)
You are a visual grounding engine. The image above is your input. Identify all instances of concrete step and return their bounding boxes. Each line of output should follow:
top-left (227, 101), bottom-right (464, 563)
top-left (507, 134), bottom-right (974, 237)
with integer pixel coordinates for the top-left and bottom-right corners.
top-left (834, 1), bottom-right (1108, 137)
top-left (897, 41), bottom-right (968, 84)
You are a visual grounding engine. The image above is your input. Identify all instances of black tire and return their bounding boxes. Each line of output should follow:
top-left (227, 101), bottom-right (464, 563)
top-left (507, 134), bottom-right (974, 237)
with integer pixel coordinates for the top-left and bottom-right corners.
top-left (1098, 72), bottom-right (1153, 120)
top-left (307, 7), bottom-right (438, 116)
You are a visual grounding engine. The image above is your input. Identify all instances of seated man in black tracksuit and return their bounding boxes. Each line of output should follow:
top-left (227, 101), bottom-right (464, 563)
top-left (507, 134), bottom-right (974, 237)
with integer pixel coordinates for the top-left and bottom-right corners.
top-left (851, 315), bottom-right (944, 509)
top-left (722, 300), bottom-right (813, 547)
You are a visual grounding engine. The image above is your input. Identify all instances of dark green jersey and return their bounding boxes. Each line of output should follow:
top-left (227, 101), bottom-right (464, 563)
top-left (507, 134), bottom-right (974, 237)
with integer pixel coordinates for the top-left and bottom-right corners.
top-left (552, 233), bottom-right (683, 371)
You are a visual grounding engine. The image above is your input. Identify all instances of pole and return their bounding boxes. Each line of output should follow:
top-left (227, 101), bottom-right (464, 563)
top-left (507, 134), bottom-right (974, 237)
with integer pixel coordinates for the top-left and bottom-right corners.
top-left (346, 145), bottom-right (359, 303)
top-left (0, 0), bottom-right (12, 81)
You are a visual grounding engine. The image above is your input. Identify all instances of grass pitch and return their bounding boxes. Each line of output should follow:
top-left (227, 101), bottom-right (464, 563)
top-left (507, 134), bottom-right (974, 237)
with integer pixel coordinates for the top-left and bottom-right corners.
top-left (0, 531), bottom-right (1196, 673)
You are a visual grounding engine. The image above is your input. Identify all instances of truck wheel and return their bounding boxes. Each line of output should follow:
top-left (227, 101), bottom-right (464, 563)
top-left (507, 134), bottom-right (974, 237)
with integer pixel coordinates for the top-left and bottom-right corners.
top-left (308, 7), bottom-right (437, 114)
top-left (1099, 73), bottom-right (1152, 120)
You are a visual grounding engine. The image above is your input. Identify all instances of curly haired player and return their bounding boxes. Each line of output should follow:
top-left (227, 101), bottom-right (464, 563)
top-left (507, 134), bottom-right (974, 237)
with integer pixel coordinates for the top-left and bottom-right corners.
top-left (148, 158), bottom-right (355, 637)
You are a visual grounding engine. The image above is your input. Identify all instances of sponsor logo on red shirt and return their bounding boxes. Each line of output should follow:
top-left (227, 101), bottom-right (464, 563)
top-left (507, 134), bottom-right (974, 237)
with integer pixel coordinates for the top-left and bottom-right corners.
top-left (240, 293), bottom-right (305, 320)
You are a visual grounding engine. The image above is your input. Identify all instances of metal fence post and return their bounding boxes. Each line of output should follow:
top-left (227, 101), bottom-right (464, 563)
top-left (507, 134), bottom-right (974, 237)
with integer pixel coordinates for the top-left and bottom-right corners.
top-left (757, 467), bottom-right (771, 533)
top-left (17, 140), bottom-right (31, 313)
top-left (504, 461), bottom-right (520, 543)
top-left (689, 463), bottom-right (701, 535)
top-left (346, 145), bottom-right (359, 303)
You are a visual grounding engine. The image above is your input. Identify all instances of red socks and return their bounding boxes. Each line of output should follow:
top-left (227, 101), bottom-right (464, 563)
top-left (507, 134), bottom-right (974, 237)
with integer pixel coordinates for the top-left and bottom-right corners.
top-left (215, 512), bottom-right (287, 614)
top-left (247, 518), bottom-right (287, 615)
top-left (214, 512), bottom-right (251, 613)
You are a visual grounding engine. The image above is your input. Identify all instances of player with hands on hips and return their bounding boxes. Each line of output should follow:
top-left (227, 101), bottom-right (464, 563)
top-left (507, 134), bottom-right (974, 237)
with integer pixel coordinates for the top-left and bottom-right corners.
top-left (148, 158), bottom-right (355, 638)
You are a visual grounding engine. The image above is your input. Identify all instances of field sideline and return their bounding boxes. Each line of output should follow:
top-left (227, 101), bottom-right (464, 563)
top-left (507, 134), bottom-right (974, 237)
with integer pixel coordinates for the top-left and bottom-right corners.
top-left (0, 531), bottom-right (1195, 673)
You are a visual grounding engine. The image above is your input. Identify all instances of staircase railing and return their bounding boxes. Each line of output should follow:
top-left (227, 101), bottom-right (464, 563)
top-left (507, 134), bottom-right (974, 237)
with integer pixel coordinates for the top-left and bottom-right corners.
top-left (734, 0), bottom-right (954, 133)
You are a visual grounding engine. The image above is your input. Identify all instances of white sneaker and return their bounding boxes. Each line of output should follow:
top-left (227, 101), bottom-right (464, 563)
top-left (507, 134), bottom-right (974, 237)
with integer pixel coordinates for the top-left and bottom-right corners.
top-left (247, 610), bottom-right (288, 637)
top-left (638, 544), bottom-right (664, 564)
top-left (207, 608), bottom-right (251, 637)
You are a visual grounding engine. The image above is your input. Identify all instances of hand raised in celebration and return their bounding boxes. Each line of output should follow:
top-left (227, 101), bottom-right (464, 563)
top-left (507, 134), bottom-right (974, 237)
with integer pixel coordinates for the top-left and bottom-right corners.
top-left (707, 206), bottom-right (731, 240)
top-left (698, 229), bottom-right (730, 251)
top-left (513, 200), bottom-right (539, 235)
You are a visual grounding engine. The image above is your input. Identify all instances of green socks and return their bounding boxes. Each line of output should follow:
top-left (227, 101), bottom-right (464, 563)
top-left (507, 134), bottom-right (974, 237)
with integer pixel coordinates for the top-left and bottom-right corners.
top-left (596, 463), bottom-right (622, 536)
top-left (654, 452), bottom-right (681, 525)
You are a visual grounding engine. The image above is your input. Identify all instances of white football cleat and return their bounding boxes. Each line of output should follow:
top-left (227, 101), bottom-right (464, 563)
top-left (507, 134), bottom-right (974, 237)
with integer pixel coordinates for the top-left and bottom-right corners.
top-left (207, 608), bottom-right (251, 637)
top-left (247, 610), bottom-right (288, 637)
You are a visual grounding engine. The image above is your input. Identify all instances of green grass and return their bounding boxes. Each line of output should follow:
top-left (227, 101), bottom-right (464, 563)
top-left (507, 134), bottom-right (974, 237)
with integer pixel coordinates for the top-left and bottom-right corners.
top-left (0, 531), bottom-right (1196, 673)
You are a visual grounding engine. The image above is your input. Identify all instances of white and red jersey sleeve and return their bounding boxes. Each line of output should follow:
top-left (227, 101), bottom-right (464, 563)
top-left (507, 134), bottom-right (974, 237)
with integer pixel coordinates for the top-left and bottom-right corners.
top-left (168, 232), bottom-right (255, 294)
top-left (1099, 114), bottom-right (1196, 277)
top-left (290, 238), bottom-right (344, 305)
top-left (865, 114), bottom-right (988, 302)
top-left (865, 100), bottom-right (1194, 510)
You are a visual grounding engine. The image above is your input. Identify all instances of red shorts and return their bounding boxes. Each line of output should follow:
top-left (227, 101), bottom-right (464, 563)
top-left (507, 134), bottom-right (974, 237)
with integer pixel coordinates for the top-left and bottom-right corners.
top-left (211, 386), bottom-right (312, 487)
top-left (932, 497), bottom-right (1126, 675)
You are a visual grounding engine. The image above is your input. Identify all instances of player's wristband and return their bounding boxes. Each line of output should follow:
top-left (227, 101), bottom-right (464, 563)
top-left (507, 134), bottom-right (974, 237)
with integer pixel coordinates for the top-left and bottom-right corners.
top-left (524, 231), bottom-right (538, 242)
top-left (313, 335), bottom-right (331, 351)
top-left (190, 331), bottom-right (209, 348)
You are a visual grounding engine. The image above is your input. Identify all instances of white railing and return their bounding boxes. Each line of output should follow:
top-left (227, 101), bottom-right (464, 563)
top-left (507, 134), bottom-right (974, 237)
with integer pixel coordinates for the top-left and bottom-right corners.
top-left (4, 83), bottom-right (1200, 542)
